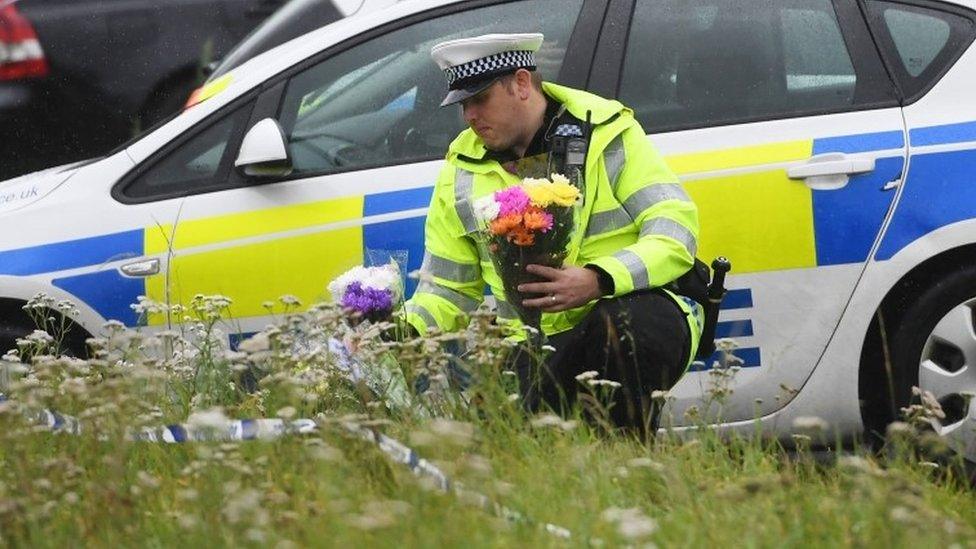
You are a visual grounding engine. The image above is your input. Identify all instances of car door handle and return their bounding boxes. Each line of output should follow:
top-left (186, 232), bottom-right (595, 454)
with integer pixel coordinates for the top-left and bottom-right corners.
top-left (119, 258), bottom-right (159, 277)
top-left (787, 153), bottom-right (875, 191)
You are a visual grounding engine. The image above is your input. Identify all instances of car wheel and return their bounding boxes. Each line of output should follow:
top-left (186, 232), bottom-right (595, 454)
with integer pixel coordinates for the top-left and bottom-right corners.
top-left (889, 266), bottom-right (976, 458)
top-left (0, 318), bottom-right (89, 361)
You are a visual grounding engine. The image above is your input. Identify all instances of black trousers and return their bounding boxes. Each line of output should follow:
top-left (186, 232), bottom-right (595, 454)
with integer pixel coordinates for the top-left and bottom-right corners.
top-left (512, 289), bottom-right (691, 434)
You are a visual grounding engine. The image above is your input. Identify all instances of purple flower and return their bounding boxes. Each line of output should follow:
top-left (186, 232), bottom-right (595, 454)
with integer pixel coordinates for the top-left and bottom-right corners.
top-left (341, 282), bottom-right (394, 315)
top-left (494, 186), bottom-right (531, 217)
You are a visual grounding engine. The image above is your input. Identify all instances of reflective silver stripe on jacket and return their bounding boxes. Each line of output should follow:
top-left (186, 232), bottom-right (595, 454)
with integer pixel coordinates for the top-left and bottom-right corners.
top-left (454, 168), bottom-right (479, 233)
top-left (495, 298), bottom-right (519, 320)
top-left (416, 281), bottom-right (480, 313)
top-left (421, 251), bottom-right (481, 283)
top-left (639, 217), bottom-right (698, 257)
top-left (622, 183), bottom-right (691, 218)
top-left (613, 249), bottom-right (650, 290)
top-left (603, 135), bottom-right (626, 189)
top-left (405, 303), bottom-right (438, 330)
top-left (585, 206), bottom-right (633, 237)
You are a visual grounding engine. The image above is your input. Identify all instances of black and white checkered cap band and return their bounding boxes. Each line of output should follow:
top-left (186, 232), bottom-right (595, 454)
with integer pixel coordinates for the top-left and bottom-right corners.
top-left (445, 50), bottom-right (535, 88)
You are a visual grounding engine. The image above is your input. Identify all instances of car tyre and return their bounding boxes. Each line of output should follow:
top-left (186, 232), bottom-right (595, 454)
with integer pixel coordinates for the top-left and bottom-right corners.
top-left (886, 266), bottom-right (976, 460)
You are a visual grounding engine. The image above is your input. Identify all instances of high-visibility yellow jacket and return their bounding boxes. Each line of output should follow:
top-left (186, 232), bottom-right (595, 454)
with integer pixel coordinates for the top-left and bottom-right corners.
top-left (406, 82), bottom-right (701, 362)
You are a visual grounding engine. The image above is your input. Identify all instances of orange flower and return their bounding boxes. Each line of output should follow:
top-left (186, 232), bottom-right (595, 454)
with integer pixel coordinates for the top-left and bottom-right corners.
top-left (489, 213), bottom-right (522, 236)
top-left (509, 226), bottom-right (535, 246)
top-left (522, 206), bottom-right (554, 232)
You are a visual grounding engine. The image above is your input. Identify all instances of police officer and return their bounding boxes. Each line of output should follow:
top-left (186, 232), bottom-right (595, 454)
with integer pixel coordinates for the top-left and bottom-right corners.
top-left (405, 33), bottom-right (701, 433)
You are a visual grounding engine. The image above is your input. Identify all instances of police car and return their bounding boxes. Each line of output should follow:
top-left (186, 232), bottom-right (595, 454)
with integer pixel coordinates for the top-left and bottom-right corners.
top-left (2, 0), bottom-right (975, 458)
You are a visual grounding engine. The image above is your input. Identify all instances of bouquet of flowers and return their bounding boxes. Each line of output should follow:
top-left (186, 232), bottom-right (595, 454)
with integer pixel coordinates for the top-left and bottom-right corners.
top-left (325, 262), bottom-right (411, 409)
top-left (474, 174), bottom-right (582, 330)
top-left (327, 263), bottom-right (403, 323)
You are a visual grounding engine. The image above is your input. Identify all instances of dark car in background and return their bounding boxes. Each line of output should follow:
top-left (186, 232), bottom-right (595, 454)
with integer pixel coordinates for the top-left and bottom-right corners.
top-left (0, 0), bottom-right (355, 180)
top-left (204, 0), bottom-right (401, 82)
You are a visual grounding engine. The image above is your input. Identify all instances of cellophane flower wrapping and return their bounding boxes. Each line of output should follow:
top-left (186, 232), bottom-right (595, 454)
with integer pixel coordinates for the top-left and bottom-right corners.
top-left (475, 174), bottom-right (582, 331)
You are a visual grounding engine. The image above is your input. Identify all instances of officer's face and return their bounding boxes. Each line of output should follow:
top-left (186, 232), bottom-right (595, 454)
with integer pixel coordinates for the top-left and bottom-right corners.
top-left (460, 76), bottom-right (525, 152)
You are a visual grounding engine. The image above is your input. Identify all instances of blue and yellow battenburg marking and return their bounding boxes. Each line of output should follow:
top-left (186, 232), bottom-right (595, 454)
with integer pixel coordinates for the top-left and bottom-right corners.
top-left (2, 121), bottom-right (975, 372)
top-left (678, 130), bottom-right (905, 275)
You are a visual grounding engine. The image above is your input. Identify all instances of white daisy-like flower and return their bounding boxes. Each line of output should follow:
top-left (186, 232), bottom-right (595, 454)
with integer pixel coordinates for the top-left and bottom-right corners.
top-left (473, 194), bottom-right (500, 223)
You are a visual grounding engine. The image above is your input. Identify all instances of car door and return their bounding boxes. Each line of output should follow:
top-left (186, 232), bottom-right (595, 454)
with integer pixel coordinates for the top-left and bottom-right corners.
top-left (113, 0), bottom-right (599, 336)
top-left (600, 0), bottom-right (908, 423)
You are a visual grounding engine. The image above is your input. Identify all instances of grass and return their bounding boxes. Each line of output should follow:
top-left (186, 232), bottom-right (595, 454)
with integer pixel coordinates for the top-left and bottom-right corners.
top-left (0, 293), bottom-right (974, 548)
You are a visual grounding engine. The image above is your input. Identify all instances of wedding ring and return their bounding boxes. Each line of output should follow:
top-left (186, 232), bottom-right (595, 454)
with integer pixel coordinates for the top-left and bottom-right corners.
top-left (550, 294), bottom-right (557, 303)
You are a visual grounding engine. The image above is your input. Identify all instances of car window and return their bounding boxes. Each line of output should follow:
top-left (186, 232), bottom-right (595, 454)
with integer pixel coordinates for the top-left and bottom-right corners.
top-left (209, 0), bottom-right (344, 80)
top-left (121, 103), bottom-right (252, 201)
top-left (277, 0), bottom-right (583, 176)
top-left (619, 0), bottom-right (878, 132)
top-left (865, 1), bottom-right (975, 101)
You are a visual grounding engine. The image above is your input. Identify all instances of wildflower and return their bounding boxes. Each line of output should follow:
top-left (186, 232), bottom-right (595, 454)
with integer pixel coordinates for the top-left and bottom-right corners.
top-left (792, 416), bottom-right (829, 432)
top-left (428, 418), bottom-right (475, 445)
top-left (531, 414), bottom-right (563, 428)
top-left (650, 390), bottom-right (671, 402)
top-left (239, 332), bottom-right (271, 354)
top-left (276, 406), bottom-right (297, 419)
top-left (886, 421), bottom-right (912, 435)
top-left (626, 457), bottom-right (665, 472)
top-left (222, 489), bottom-right (263, 525)
top-left (136, 471), bottom-right (160, 489)
top-left (889, 506), bottom-right (913, 524)
top-left (278, 294), bottom-right (302, 307)
top-left (530, 414), bottom-right (577, 431)
top-left (587, 379), bottom-right (622, 389)
top-left (177, 514), bottom-right (198, 530)
top-left (601, 507), bottom-right (657, 540)
top-left (575, 370), bottom-right (599, 382)
top-left (187, 407), bottom-right (229, 431)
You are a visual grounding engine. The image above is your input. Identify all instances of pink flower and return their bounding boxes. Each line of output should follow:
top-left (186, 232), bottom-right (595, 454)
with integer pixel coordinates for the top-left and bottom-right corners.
top-left (494, 186), bottom-right (531, 217)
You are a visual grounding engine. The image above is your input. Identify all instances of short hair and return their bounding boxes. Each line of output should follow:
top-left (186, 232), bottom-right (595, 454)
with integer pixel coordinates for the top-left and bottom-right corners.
top-left (500, 69), bottom-right (544, 93)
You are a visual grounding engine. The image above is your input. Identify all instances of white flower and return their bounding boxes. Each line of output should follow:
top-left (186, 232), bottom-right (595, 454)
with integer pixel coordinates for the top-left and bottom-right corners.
top-left (575, 370), bottom-right (599, 382)
top-left (601, 507), bottom-right (657, 540)
top-left (549, 173), bottom-right (569, 184)
top-left (187, 407), bottom-right (229, 431)
top-left (792, 416), bottom-right (829, 432)
top-left (587, 379), bottom-right (622, 389)
top-left (328, 263), bottom-right (403, 303)
top-left (473, 195), bottom-right (500, 222)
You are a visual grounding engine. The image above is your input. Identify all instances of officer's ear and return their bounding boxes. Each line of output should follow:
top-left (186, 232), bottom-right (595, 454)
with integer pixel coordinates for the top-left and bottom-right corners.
top-left (512, 68), bottom-right (534, 100)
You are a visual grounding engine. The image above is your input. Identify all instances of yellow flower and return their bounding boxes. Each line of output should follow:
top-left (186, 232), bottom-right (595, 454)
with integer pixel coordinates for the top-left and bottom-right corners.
top-left (523, 180), bottom-right (555, 207)
top-left (549, 180), bottom-right (581, 207)
top-left (523, 180), bottom-right (555, 208)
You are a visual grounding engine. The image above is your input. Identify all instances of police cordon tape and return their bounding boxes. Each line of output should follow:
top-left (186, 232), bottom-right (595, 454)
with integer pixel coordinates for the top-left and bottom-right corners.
top-left (0, 393), bottom-right (574, 540)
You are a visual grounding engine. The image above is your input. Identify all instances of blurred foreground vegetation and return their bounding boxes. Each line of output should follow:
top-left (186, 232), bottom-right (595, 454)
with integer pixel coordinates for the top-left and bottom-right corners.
top-left (0, 294), bottom-right (973, 547)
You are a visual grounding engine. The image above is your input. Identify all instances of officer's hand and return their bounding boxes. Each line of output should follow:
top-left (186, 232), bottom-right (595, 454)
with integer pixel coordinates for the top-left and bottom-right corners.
top-left (519, 265), bottom-right (602, 312)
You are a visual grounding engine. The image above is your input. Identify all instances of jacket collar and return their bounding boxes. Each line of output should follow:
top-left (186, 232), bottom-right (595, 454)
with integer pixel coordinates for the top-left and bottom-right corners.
top-left (448, 82), bottom-right (629, 165)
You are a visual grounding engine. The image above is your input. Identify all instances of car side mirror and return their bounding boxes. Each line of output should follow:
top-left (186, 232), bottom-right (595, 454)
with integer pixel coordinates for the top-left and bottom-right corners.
top-left (235, 118), bottom-right (293, 178)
